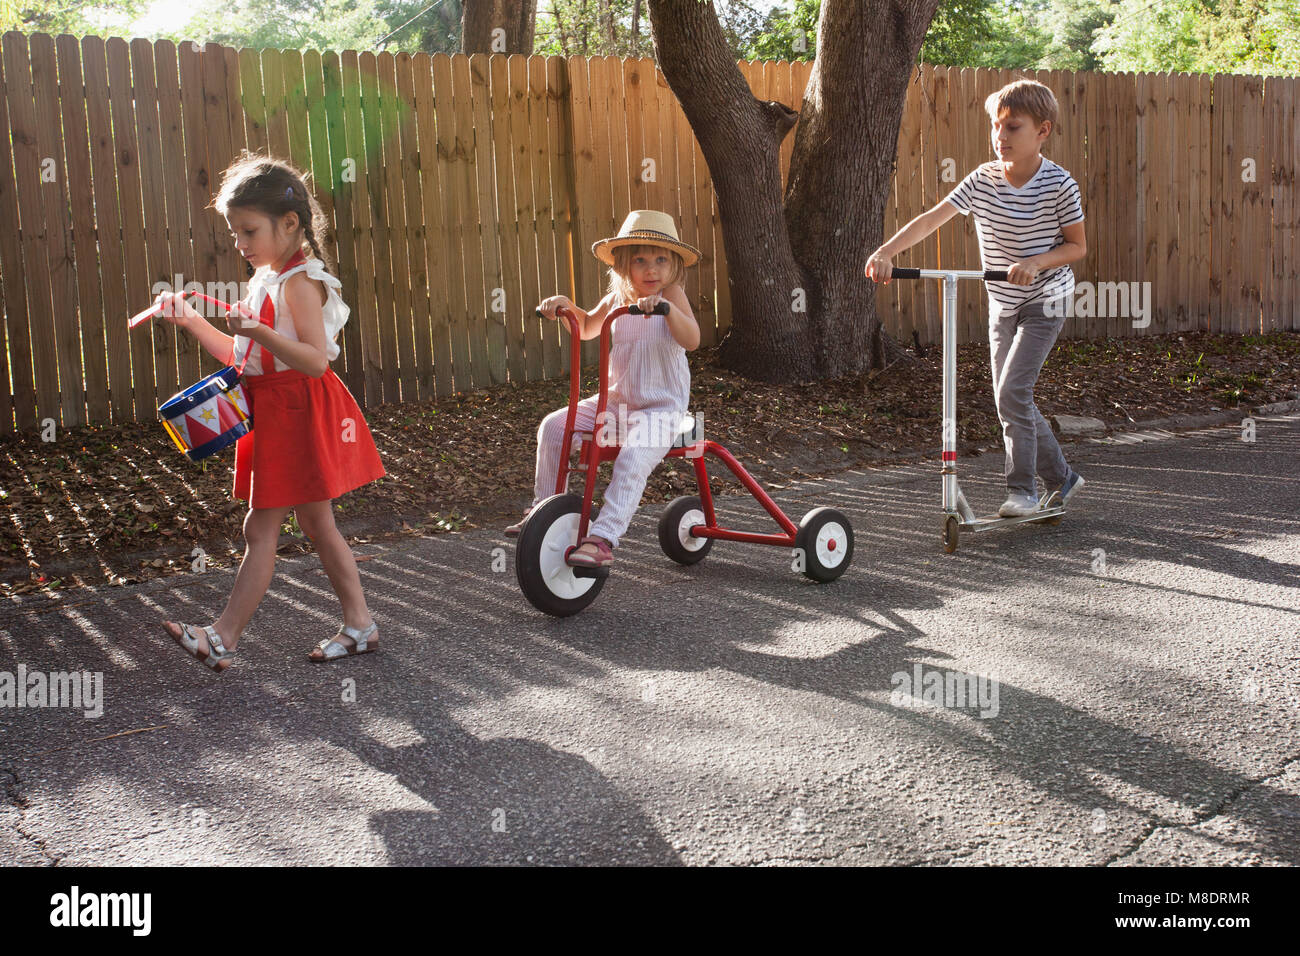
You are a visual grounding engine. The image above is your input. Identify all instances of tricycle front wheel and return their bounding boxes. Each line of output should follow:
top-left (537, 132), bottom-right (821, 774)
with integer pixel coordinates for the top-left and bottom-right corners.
top-left (515, 494), bottom-right (605, 616)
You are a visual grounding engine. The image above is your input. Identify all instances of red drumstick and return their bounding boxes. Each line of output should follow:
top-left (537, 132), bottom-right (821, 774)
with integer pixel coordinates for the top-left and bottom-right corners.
top-left (128, 290), bottom-right (236, 328)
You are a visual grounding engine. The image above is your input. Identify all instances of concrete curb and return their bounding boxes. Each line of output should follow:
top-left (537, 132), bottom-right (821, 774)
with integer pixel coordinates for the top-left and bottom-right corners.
top-left (1118, 396), bottom-right (1300, 434)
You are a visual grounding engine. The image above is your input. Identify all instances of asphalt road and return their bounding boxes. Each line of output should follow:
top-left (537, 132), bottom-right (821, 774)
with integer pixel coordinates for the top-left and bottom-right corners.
top-left (3, 415), bottom-right (1298, 866)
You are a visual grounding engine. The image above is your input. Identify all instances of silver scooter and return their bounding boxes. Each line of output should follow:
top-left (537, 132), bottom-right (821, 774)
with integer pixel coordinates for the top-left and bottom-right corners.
top-left (891, 268), bottom-right (1064, 553)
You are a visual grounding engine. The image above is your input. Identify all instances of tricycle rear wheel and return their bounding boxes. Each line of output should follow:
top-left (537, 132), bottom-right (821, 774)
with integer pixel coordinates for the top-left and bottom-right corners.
top-left (794, 508), bottom-right (854, 582)
top-left (658, 495), bottom-right (713, 565)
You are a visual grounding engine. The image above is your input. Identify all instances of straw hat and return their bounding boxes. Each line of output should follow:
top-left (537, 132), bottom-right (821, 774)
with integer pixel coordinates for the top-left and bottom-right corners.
top-left (591, 210), bottom-right (700, 268)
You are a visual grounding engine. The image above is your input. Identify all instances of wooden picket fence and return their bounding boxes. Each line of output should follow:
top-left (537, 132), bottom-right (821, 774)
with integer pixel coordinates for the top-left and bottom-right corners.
top-left (0, 33), bottom-right (1296, 431)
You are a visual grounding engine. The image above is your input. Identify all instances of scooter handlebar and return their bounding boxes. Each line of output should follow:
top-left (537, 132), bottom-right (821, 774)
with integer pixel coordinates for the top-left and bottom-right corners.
top-left (888, 268), bottom-right (1009, 281)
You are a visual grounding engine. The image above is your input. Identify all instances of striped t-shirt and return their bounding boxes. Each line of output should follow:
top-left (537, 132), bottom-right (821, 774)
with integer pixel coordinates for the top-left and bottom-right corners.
top-left (943, 157), bottom-right (1085, 312)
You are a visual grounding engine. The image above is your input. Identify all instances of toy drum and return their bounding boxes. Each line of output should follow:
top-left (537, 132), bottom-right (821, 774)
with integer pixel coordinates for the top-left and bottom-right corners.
top-left (159, 366), bottom-right (253, 462)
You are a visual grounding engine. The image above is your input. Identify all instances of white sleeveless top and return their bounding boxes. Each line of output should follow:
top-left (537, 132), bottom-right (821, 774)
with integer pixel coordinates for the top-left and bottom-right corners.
top-left (607, 303), bottom-right (691, 413)
top-left (232, 257), bottom-right (349, 375)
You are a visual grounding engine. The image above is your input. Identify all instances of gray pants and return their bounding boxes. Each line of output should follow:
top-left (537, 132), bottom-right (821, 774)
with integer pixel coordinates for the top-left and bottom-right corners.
top-left (988, 295), bottom-right (1070, 496)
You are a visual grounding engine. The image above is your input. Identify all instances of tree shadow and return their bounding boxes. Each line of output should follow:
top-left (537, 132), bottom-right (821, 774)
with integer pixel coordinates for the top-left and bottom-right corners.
top-left (2, 420), bottom-right (1297, 864)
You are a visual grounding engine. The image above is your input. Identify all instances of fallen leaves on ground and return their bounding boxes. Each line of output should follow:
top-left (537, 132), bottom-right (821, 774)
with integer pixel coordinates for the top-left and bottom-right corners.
top-left (2, 330), bottom-right (1297, 596)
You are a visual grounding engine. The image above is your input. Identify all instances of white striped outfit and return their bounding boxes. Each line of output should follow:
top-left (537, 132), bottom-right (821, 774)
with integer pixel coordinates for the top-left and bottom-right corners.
top-left (532, 305), bottom-right (690, 548)
top-left (944, 157), bottom-right (1085, 313)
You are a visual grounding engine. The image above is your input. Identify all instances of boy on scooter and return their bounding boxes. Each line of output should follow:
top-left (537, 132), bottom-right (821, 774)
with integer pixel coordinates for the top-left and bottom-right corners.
top-left (866, 79), bottom-right (1088, 517)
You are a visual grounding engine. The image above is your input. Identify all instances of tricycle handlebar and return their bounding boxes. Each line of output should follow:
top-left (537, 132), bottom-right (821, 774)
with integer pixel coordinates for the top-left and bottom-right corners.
top-left (543, 300), bottom-right (674, 498)
top-left (534, 300), bottom-right (670, 326)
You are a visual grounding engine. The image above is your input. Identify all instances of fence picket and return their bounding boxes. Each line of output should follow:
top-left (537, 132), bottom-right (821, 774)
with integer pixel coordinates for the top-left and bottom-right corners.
top-left (0, 33), bottom-right (37, 428)
top-left (30, 34), bottom-right (82, 424)
top-left (57, 34), bottom-right (109, 423)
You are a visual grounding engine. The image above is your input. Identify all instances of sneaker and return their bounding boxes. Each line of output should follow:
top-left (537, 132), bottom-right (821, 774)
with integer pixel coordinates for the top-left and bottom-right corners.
top-left (998, 493), bottom-right (1040, 517)
top-left (1059, 472), bottom-right (1085, 505)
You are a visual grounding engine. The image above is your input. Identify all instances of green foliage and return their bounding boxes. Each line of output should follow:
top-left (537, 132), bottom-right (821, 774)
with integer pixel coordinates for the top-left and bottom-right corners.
top-left (534, 0), bottom-right (644, 57)
top-left (741, 0), bottom-right (1049, 68)
top-left (6, 0), bottom-right (463, 52)
top-left (933, 1), bottom-right (1049, 68)
top-left (373, 0), bottom-right (463, 52)
top-left (133, 0), bottom-right (464, 54)
top-left (169, 0), bottom-right (386, 52)
top-left (1092, 0), bottom-right (1210, 72)
top-left (1035, 0), bottom-right (1113, 71)
top-left (743, 0), bottom-right (819, 61)
top-left (535, 0), bottom-right (767, 59)
top-left (2, 0), bottom-right (149, 35)
top-left (742, 0), bottom-right (1300, 74)
top-left (922, 0), bottom-right (999, 66)
top-left (1094, 0), bottom-right (1300, 76)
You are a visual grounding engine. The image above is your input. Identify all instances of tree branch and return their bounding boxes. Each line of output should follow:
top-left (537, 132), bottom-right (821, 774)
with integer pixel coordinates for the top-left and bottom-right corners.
top-left (760, 99), bottom-right (799, 143)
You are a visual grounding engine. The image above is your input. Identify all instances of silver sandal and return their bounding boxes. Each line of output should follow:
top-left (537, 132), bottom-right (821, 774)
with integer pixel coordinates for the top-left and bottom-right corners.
top-left (167, 622), bottom-right (235, 673)
top-left (309, 621), bottom-right (379, 662)
top-left (504, 508), bottom-right (533, 537)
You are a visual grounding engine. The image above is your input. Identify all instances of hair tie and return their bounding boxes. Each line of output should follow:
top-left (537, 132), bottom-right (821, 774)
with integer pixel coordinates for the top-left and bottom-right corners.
top-left (285, 186), bottom-right (294, 200)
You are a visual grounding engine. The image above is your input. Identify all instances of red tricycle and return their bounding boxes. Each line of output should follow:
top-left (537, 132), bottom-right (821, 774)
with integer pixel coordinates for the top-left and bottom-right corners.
top-left (514, 303), bottom-right (855, 616)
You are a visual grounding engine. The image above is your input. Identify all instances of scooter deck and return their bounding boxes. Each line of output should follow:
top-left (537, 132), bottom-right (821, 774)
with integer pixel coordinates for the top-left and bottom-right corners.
top-left (959, 506), bottom-right (1065, 532)
top-left (952, 490), bottom-right (1064, 532)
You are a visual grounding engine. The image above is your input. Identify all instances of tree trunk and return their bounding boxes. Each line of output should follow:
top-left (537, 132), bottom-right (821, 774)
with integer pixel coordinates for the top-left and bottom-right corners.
top-left (597, 0), bottom-right (615, 54)
top-left (461, 0), bottom-right (538, 54)
top-left (648, 0), bottom-right (939, 382)
top-left (555, 2), bottom-right (571, 55)
top-left (631, 0), bottom-right (643, 57)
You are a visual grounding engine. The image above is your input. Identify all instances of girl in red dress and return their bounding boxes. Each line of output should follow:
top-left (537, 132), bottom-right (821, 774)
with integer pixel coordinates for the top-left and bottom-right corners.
top-left (154, 153), bottom-right (386, 671)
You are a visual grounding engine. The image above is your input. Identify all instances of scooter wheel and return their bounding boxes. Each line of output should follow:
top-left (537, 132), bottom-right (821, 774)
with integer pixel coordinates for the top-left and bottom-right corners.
top-left (515, 493), bottom-right (605, 617)
top-left (794, 507), bottom-right (853, 582)
top-left (1042, 515), bottom-right (1063, 526)
top-left (658, 495), bottom-right (713, 565)
top-left (943, 515), bottom-right (960, 553)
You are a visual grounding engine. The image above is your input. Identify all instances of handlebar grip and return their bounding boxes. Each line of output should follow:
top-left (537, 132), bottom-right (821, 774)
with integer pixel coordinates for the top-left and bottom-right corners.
top-left (881, 268), bottom-right (1009, 281)
top-left (628, 302), bottom-right (671, 316)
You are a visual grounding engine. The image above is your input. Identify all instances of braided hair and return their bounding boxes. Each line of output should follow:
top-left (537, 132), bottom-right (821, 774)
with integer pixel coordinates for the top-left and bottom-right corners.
top-left (210, 151), bottom-right (333, 278)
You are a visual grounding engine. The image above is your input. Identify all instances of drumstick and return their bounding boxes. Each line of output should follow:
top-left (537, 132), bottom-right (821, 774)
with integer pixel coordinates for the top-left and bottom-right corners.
top-left (128, 290), bottom-right (238, 328)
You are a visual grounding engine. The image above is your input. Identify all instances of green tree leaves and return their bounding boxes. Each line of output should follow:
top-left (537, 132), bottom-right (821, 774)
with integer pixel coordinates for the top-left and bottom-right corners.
top-left (742, 0), bottom-right (1300, 74)
top-left (1095, 0), bottom-right (1300, 76)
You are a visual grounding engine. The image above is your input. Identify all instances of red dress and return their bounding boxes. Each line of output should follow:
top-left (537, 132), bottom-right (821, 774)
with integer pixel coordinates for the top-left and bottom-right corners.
top-left (231, 251), bottom-right (385, 509)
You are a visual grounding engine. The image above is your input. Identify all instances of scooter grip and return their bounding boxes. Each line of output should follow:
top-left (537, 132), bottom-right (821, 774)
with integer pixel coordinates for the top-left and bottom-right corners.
top-left (890, 268), bottom-right (921, 279)
top-left (628, 302), bottom-right (671, 315)
top-left (984, 270), bottom-right (1009, 281)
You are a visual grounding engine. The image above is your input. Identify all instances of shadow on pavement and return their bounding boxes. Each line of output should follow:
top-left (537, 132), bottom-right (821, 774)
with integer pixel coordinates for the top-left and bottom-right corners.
top-left (2, 419), bottom-right (1297, 863)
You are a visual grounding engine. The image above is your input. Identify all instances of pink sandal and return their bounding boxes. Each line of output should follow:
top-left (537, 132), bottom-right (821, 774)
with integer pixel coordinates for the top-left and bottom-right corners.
top-left (566, 535), bottom-right (613, 568)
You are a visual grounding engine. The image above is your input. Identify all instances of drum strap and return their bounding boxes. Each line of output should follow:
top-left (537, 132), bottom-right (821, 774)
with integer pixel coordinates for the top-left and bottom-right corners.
top-left (237, 249), bottom-right (307, 375)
